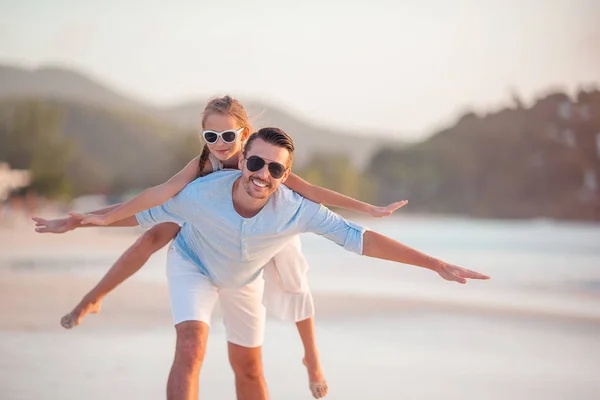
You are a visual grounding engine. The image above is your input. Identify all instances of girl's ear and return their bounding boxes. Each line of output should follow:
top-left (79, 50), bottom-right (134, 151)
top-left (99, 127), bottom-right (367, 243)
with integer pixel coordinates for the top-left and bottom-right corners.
top-left (242, 127), bottom-right (251, 142)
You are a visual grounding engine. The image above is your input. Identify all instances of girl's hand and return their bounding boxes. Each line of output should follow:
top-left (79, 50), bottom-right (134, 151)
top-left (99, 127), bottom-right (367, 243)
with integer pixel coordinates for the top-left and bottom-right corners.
top-left (368, 200), bottom-right (408, 217)
top-left (68, 212), bottom-right (112, 226)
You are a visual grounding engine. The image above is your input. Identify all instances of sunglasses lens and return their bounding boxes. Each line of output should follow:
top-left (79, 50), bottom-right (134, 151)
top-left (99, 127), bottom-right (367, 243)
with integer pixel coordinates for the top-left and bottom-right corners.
top-left (246, 156), bottom-right (265, 172)
top-left (203, 132), bottom-right (218, 143)
top-left (221, 131), bottom-right (237, 143)
top-left (268, 164), bottom-right (285, 179)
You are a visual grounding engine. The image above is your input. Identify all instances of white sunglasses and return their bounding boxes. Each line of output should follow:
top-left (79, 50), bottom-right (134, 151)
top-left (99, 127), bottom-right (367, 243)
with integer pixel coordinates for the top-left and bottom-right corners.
top-left (201, 127), bottom-right (244, 144)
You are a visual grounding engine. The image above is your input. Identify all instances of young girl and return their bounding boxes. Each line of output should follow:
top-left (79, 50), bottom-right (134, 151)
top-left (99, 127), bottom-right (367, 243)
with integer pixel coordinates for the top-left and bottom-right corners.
top-left (41, 95), bottom-right (406, 398)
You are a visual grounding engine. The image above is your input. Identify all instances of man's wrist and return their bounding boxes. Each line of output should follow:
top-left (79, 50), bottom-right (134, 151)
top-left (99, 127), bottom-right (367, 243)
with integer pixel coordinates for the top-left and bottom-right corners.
top-left (425, 257), bottom-right (444, 272)
top-left (102, 214), bottom-right (116, 225)
top-left (361, 203), bottom-right (374, 215)
top-left (67, 217), bottom-right (81, 230)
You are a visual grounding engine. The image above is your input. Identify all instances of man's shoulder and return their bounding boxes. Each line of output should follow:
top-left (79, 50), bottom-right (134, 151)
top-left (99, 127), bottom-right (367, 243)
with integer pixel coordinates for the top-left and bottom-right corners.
top-left (273, 184), bottom-right (321, 213)
top-left (275, 183), bottom-right (302, 202)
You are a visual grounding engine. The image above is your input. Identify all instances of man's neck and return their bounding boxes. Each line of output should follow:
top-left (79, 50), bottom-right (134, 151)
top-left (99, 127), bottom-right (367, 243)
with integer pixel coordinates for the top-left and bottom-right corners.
top-left (231, 178), bottom-right (269, 218)
top-left (222, 156), bottom-right (239, 169)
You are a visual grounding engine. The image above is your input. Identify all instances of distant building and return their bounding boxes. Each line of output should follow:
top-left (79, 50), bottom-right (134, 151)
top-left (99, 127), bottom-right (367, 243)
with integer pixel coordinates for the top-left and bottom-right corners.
top-left (557, 101), bottom-right (572, 120)
top-left (583, 170), bottom-right (598, 192)
top-left (579, 104), bottom-right (591, 121)
top-left (0, 163), bottom-right (31, 201)
top-left (561, 129), bottom-right (576, 148)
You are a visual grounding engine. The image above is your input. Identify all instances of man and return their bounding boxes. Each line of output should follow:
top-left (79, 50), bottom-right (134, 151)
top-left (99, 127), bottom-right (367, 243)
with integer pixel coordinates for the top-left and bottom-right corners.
top-left (35, 127), bottom-right (489, 400)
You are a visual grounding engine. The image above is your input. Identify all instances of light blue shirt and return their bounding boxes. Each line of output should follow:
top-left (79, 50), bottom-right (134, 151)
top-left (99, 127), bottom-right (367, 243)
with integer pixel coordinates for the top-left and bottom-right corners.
top-left (136, 170), bottom-right (366, 287)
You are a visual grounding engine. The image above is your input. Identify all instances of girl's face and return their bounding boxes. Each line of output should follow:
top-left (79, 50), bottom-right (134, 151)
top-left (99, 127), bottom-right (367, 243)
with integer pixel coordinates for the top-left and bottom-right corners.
top-left (202, 113), bottom-right (246, 161)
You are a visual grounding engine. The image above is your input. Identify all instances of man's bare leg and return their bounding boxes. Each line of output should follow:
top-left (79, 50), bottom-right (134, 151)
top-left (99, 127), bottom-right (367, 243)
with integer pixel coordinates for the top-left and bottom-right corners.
top-left (296, 317), bottom-right (328, 398)
top-left (168, 321), bottom-right (210, 400)
top-left (61, 222), bottom-right (181, 328)
top-left (228, 342), bottom-right (268, 400)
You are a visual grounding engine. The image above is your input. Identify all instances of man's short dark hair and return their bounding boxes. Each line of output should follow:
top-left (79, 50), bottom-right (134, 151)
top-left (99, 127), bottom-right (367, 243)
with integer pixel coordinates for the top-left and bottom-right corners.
top-left (244, 127), bottom-right (295, 166)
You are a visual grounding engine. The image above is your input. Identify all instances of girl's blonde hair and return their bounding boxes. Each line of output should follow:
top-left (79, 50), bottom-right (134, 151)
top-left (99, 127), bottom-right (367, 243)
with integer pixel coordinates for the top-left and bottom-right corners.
top-left (197, 95), bottom-right (252, 177)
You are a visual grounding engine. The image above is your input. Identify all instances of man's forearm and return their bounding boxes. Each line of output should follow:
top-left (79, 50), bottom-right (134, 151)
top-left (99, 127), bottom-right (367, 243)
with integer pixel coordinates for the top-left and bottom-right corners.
top-left (106, 215), bottom-right (139, 227)
top-left (362, 230), bottom-right (442, 271)
top-left (69, 204), bottom-right (123, 229)
top-left (67, 204), bottom-right (126, 229)
top-left (89, 203), bottom-right (122, 215)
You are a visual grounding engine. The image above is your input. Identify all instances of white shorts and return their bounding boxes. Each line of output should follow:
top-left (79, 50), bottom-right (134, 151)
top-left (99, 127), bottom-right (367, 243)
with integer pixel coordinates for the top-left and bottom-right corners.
top-left (262, 236), bottom-right (315, 322)
top-left (166, 247), bottom-right (266, 348)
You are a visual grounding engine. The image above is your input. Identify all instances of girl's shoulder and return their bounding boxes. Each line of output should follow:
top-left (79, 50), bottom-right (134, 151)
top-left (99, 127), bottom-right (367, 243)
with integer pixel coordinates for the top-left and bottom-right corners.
top-left (207, 153), bottom-right (224, 172)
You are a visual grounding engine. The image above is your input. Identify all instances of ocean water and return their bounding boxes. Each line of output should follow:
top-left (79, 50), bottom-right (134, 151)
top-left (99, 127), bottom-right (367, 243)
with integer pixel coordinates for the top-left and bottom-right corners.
top-left (300, 216), bottom-right (600, 318)
top-left (31, 215), bottom-right (600, 317)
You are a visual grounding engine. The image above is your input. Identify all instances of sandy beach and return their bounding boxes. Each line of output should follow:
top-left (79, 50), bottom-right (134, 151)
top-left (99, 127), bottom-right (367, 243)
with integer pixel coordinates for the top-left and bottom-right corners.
top-left (2, 215), bottom-right (600, 399)
top-left (4, 268), bottom-right (600, 333)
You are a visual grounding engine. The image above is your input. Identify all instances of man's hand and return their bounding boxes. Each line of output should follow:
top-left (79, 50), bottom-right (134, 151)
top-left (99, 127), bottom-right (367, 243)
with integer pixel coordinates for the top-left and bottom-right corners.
top-left (32, 217), bottom-right (79, 234)
top-left (434, 262), bottom-right (490, 284)
top-left (368, 200), bottom-right (408, 218)
top-left (68, 212), bottom-right (112, 226)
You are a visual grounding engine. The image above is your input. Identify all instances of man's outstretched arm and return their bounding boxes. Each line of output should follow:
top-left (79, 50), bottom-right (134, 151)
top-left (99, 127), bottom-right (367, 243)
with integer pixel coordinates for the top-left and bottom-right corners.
top-left (300, 202), bottom-right (489, 283)
top-left (34, 185), bottom-right (194, 234)
top-left (33, 214), bottom-right (139, 233)
top-left (362, 230), bottom-right (489, 284)
top-left (101, 215), bottom-right (139, 227)
top-left (32, 203), bottom-right (124, 233)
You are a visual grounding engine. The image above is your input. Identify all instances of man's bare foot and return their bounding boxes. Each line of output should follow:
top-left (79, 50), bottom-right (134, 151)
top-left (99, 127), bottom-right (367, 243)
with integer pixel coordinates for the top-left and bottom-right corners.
top-left (303, 357), bottom-right (328, 398)
top-left (60, 300), bottom-right (101, 329)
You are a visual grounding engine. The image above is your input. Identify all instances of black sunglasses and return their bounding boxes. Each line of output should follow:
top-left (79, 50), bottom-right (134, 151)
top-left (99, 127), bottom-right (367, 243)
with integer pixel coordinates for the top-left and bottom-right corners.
top-left (245, 155), bottom-right (287, 179)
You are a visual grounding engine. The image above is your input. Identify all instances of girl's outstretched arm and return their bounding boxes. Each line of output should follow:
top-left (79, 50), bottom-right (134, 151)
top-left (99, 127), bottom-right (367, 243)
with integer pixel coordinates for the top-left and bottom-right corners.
top-left (283, 173), bottom-right (407, 217)
top-left (71, 156), bottom-right (208, 225)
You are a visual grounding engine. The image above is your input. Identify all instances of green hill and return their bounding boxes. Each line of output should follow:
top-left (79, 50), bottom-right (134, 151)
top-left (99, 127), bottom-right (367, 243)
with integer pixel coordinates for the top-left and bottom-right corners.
top-left (0, 98), bottom-right (197, 198)
top-left (0, 63), bottom-right (404, 169)
top-left (370, 90), bottom-right (600, 221)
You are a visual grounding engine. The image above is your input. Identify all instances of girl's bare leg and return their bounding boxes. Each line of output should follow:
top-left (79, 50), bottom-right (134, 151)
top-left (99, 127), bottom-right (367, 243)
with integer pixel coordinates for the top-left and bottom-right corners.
top-left (61, 222), bottom-right (181, 329)
top-left (296, 317), bottom-right (328, 398)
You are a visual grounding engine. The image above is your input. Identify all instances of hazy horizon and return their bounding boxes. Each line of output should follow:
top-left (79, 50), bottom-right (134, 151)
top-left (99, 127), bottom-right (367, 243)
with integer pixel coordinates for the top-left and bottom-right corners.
top-left (1, 0), bottom-right (599, 140)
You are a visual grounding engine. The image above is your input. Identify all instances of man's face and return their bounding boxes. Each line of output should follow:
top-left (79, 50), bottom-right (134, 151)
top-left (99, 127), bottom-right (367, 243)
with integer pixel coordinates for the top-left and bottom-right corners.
top-left (238, 138), bottom-right (292, 200)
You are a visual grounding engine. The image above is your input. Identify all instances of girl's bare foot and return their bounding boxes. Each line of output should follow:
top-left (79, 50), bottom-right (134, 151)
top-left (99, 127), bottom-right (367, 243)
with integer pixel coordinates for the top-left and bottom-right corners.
top-left (60, 300), bottom-right (101, 329)
top-left (303, 357), bottom-right (328, 398)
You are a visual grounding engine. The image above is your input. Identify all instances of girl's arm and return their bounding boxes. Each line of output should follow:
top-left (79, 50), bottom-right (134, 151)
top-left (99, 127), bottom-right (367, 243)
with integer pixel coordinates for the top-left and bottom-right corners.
top-left (283, 173), bottom-right (407, 218)
top-left (72, 156), bottom-right (209, 225)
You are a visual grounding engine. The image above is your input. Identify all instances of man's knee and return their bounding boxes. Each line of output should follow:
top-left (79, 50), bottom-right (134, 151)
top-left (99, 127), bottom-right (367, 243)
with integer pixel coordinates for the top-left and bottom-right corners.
top-left (229, 343), bottom-right (264, 381)
top-left (174, 322), bottom-right (208, 371)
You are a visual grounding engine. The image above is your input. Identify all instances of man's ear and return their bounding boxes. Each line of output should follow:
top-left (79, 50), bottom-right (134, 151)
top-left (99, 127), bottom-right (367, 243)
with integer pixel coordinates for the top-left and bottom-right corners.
top-left (281, 167), bottom-right (292, 183)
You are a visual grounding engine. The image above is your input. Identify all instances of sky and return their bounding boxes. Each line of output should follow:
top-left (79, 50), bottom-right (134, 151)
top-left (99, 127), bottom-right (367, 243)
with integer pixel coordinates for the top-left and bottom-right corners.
top-left (0, 0), bottom-right (598, 140)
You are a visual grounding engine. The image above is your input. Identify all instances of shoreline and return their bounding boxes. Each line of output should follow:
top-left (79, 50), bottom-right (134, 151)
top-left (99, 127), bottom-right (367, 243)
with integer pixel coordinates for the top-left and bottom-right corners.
top-left (3, 215), bottom-right (600, 332)
top-left (3, 270), bottom-right (599, 334)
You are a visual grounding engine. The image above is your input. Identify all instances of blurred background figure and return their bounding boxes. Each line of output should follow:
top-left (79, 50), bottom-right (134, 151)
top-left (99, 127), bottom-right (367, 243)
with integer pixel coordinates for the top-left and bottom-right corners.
top-left (1, 1), bottom-right (599, 399)
top-left (0, 162), bottom-right (31, 224)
